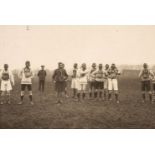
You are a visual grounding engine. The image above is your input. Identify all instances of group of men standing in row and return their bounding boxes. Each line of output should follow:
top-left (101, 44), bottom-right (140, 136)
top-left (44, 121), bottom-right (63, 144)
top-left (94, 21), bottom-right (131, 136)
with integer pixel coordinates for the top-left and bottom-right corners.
top-left (0, 61), bottom-right (154, 105)
top-left (52, 62), bottom-right (121, 104)
top-left (0, 61), bottom-right (121, 104)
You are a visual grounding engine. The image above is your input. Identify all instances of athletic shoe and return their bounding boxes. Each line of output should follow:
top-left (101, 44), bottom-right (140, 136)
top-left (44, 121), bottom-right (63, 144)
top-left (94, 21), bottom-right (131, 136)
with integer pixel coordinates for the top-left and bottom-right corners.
top-left (151, 100), bottom-right (154, 104)
top-left (30, 101), bottom-right (34, 105)
top-left (65, 95), bottom-right (69, 98)
top-left (18, 101), bottom-right (23, 104)
top-left (60, 100), bottom-right (63, 104)
top-left (108, 98), bottom-right (112, 101)
top-left (116, 100), bottom-right (120, 104)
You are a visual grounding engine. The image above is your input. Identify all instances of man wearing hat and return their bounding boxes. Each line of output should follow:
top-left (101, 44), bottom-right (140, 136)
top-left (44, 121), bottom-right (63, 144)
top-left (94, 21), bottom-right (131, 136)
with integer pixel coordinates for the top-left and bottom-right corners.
top-left (38, 65), bottom-right (47, 92)
top-left (52, 62), bottom-right (68, 104)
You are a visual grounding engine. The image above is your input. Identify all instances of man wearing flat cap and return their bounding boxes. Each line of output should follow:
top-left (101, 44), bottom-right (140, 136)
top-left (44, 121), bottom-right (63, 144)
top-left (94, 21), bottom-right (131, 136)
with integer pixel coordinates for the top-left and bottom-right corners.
top-left (38, 65), bottom-right (47, 92)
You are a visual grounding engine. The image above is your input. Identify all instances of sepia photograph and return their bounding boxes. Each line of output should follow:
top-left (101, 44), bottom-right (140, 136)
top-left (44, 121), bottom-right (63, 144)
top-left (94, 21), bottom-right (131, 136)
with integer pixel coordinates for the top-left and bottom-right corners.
top-left (0, 25), bottom-right (155, 129)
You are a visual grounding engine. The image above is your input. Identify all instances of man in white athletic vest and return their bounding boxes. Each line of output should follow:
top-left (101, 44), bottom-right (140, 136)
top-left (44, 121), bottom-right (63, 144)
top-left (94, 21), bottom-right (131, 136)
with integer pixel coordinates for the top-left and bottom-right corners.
top-left (0, 64), bottom-right (14, 104)
top-left (78, 63), bottom-right (89, 101)
top-left (71, 63), bottom-right (80, 99)
top-left (19, 61), bottom-right (34, 105)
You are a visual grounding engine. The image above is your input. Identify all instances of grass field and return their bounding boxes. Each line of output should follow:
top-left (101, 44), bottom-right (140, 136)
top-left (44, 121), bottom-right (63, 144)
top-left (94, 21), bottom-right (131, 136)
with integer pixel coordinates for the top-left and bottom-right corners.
top-left (0, 70), bottom-right (155, 129)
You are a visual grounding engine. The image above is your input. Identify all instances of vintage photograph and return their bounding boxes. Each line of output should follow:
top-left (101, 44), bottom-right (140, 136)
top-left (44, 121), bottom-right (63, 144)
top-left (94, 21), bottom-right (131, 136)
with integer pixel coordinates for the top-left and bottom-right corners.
top-left (0, 25), bottom-right (155, 128)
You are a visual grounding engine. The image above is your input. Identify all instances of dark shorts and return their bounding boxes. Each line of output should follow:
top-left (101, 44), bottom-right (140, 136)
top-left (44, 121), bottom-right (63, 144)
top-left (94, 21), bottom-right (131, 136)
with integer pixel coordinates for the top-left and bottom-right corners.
top-left (55, 81), bottom-right (66, 92)
top-left (64, 81), bottom-right (67, 88)
top-left (21, 84), bottom-right (32, 91)
top-left (141, 81), bottom-right (151, 91)
top-left (89, 81), bottom-right (96, 89)
top-left (96, 81), bottom-right (104, 89)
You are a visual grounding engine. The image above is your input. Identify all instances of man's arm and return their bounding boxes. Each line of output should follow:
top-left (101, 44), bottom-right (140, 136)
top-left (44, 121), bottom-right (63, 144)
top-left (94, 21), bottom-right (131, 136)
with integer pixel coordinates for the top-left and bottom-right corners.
top-left (10, 71), bottom-right (15, 86)
top-left (139, 70), bottom-right (143, 78)
top-left (64, 70), bottom-right (68, 80)
top-left (37, 71), bottom-right (40, 77)
top-left (52, 70), bottom-right (56, 81)
top-left (150, 70), bottom-right (155, 79)
top-left (31, 70), bottom-right (34, 79)
top-left (18, 70), bottom-right (23, 79)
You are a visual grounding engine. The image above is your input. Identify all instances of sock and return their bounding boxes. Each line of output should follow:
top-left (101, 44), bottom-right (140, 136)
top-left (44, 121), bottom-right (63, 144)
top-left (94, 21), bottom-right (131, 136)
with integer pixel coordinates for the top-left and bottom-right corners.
top-left (82, 93), bottom-right (85, 99)
top-left (21, 95), bottom-right (24, 101)
top-left (104, 91), bottom-right (106, 99)
top-left (89, 92), bottom-right (92, 98)
top-left (29, 95), bottom-right (32, 101)
top-left (115, 94), bottom-right (118, 101)
top-left (142, 94), bottom-right (145, 100)
top-left (149, 94), bottom-right (152, 101)
top-left (99, 91), bottom-right (102, 98)
top-left (94, 92), bottom-right (97, 98)
top-left (108, 93), bottom-right (111, 100)
top-left (77, 93), bottom-right (80, 99)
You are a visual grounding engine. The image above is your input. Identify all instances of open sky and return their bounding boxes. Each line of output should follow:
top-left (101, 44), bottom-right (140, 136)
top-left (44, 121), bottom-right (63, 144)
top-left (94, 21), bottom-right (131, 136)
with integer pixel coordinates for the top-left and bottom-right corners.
top-left (0, 25), bottom-right (155, 69)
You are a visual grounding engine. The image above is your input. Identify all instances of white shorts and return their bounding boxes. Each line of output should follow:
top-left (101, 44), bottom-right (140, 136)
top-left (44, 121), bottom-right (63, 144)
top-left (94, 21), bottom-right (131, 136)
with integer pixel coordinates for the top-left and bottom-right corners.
top-left (104, 79), bottom-right (108, 89)
top-left (79, 77), bottom-right (88, 85)
top-left (108, 79), bottom-right (118, 91)
top-left (78, 77), bottom-right (88, 91)
top-left (71, 78), bottom-right (80, 89)
top-left (1, 80), bottom-right (12, 91)
top-left (78, 83), bottom-right (87, 91)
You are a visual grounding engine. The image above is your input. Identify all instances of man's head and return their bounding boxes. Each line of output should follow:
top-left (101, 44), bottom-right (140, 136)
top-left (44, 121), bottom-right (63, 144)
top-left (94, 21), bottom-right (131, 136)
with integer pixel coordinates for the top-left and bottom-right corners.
top-left (92, 63), bottom-right (96, 69)
top-left (41, 65), bottom-right (45, 70)
top-left (111, 63), bottom-right (116, 69)
top-left (4, 64), bottom-right (8, 70)
top-left (105, 64), bottom-right (109, 70)
top-left (73, 63), bottom-right (78, 69)
top-left (81, 63), bottom-right (86, 70)
top-left (25, 61), bottom-right (30, 68)
top-left (98, 64), bottom-right (103, 70)
top-left (143, 63), bottom-right (148, 69)
top-left (58, 62), bottom-right (64, 69)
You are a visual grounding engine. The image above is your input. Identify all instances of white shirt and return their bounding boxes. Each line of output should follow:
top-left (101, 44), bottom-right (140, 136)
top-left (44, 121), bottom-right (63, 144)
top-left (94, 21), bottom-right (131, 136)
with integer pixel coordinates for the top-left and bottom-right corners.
top-left (0, 69), bottom-right (14, 85)
top-left (19, 67), bottom-right (34, 84)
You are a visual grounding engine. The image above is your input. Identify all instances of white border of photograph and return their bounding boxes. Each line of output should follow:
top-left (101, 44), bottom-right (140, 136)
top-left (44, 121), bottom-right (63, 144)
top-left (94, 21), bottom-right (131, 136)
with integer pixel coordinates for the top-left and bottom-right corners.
top-left (0, 0), bottom-right (155, 155)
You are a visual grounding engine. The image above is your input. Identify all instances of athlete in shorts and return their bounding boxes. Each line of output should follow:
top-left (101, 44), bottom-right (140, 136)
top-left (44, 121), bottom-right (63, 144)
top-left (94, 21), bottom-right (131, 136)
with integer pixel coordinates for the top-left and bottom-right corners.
top-left (107, 64), bottom-right (121, 103)
top-left (104, 64), bottom-right (109, 100)
top-left (19, 61), bottom-right (34, 105)
top-left (139, 63), bottom-right (154, 103)
top-left (0, 64), bottom-right (14, 104)
top-left (52, 62), bottom-right (68, 104)
top-left (62, 63), bottom-right (69, 98)
top-left (78, 63), bottom-right (89, 101)
top-left (71, 63), bottom-right (79, 99)
top-left (88, 63), bottom-right (97, 99)
top-left (94, 64), bottom-right (106, 101)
